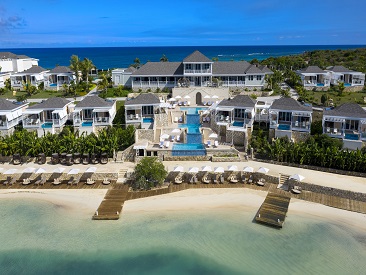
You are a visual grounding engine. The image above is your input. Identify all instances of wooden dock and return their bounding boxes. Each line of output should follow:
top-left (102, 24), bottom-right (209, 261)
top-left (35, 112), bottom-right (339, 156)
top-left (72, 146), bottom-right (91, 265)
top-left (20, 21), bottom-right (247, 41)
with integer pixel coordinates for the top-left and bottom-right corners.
top-left (92, 184), bottom-right (129, 220)
top-left (255, 192), bottom-right (291, 228)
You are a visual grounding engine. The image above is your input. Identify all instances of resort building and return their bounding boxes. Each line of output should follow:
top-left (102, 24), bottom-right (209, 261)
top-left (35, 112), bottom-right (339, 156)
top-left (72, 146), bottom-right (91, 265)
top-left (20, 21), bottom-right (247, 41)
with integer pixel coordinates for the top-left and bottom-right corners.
top-left (254, 96), bottom-right (281, 123)
top-left (10, 66), bottom-right (48, 89)
top-left (210, 95), bottom-right (255, 147)
top-left (0, 52), bottom-right (38, 73)
top-left (297, 66), bottom-right (330, 90)
top-left (112, 67), bottom-right (137, 87)
top-left (269, 97), bottom-right (312, 142)
top-left (72, 96), bottom-right (116, 135)
top-left (128, 51), bottom-right (272, 91)
top-left (22, 97), bottom-right (73, 136)
top-left (323, 103), bottom-right (366, 150)
top-left (124, 93), bottom-right (164, 129)
top-left (326, 66), bottom-right (365, 91)
top-left (0, 98), bottom-right (28, 136)
top-left (44, 66), bottom-right (75, 90)
top-left (0, 72), bottom-right (11, 88)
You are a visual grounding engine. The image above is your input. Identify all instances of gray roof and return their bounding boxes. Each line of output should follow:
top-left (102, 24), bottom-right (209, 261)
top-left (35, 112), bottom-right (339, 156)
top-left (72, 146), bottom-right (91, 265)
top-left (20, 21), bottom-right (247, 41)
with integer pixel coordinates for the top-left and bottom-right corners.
top-left (132, 62), bottom-right (183, 76)
top-left (0, 98), bottom-right (26, 111)
top-left (270, 97), bottom-right (312, 112)
top-left (125, 66), bottom-right (137, 73)
top-left (125, 93), bottom-right (160, 105)
top-left (21, 66), bottom-right (47, 74)
top-left (258, 65), bottom-right (273, 73)
top-left (75, 96), bottom-right (115, 108)
top-left (0, 52), bottom-right (30, 59)
top-left (213, 61), bottom-right (250, 75)
top-left (327, 65), bottom-right (354, 73)
top-left (299, 66), bottom-right (326, 74)
top-left (48, 66), bottom-right (73, 74)
top-left (28, 97), bottom-right (71, 110)
top-left (183, 51), bottom-right (212, 63)
top-left (218, 95), bottom-right (255, 108)
top-left (324, 103), bottom-right (366, 118)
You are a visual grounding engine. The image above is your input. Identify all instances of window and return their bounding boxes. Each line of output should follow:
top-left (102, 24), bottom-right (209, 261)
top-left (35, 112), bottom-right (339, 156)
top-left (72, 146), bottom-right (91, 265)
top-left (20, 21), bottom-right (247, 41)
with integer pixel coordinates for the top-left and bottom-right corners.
top-left (185, 64), bottom-right (192, 70)
top-left (234, 109), bottom-right (246, 119)
top-left (248, 75), bottom-right (254, 81)
top-left (278, 112), bottom-right (291, 122)
top-left (45, 110), bottom-right (53, 120)
top-left (84, 109), bottom-right (93, 119)
top-left (257, 75), bottom-right (262, 81)
top-left (142, 105), bottom-right (153, 115)
top-left (345, 120), bottom-right (359, 130)
top-left (204, 64), bottom-right (210, 70)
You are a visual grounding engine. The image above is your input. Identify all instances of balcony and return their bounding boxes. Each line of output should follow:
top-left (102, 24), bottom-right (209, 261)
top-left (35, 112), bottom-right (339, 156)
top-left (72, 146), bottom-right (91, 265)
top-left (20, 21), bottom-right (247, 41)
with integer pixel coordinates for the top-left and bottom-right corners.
top-left (132, 81), bottom-right (176, 88)
top-left (184, 69), bottom-right (211, 74)
top-left (325, 127), bottom-right (343, 137)
top-left (220, 81), bottom-right (246, 87)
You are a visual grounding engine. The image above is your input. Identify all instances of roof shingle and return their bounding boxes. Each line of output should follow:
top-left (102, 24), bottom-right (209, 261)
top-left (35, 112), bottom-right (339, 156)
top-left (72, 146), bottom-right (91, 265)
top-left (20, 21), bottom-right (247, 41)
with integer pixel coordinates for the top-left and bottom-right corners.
top-left (324, 103), bottom-right (366, 118)
top-left (0, 98), bottom-right (26, 111)
top-left (28, 97), bottom-right (72, 109)
top-left (183, 51), bottom-right (212, 63)
top-left (75, 96), bottom-right (115, 108)
top-left (125, 93), bottom-right (160, 105)
top-left (132, 62), bottom-right (183, 76)
top-left (218, 95), bottom-right (255, 108)
top-left (270, 97), bottom-right (312, 112)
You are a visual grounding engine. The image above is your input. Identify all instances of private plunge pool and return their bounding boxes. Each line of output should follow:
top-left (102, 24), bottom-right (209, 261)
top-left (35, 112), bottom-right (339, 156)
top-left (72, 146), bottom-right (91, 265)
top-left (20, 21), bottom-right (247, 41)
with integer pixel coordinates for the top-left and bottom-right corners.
top-left (172, 143), bottom-right (206, 156)
top-left (82, 121), bottom-right (93, 127)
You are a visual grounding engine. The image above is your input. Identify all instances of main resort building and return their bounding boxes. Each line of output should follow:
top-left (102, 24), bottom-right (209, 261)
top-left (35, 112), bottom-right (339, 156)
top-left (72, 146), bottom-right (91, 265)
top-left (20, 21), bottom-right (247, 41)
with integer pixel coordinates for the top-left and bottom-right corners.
top-left (113, 50), bottom-right (273, 91)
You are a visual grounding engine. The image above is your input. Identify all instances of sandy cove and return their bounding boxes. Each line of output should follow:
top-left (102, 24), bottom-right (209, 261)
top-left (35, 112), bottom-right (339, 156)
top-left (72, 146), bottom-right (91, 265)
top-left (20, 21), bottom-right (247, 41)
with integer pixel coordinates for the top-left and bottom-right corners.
top-left (2, 188), bottom-right (366, 232)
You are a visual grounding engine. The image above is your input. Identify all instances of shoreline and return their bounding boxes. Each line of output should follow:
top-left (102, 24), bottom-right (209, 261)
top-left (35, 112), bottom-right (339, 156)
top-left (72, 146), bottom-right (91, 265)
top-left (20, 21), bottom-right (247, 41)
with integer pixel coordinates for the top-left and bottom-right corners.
top-left (1, 188), bottom-right (366, 233)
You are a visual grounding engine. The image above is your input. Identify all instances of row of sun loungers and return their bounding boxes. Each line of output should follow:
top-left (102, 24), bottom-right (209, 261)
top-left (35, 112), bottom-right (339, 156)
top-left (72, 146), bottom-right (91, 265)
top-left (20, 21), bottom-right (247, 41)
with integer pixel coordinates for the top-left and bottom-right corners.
top-left (206, 140), bottom-right (219, 147)
top-left (2, 176), bottom-right (112, 186)
top-left (173, 173), bottom-right (266, 185)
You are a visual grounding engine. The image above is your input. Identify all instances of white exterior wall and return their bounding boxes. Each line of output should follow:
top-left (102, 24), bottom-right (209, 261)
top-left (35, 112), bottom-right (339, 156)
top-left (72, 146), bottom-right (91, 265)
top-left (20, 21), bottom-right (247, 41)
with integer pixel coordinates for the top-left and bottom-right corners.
top-left (112, 69), bottom-right (132, 87)
top-left (0, 60), bottom-right (14, 73)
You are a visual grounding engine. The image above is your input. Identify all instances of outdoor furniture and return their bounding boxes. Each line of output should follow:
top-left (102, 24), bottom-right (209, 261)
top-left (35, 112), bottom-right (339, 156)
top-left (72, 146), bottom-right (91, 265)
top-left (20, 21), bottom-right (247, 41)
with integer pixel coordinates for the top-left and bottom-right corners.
top-left (67, 176), bottom-right (75, 185)
top-left (66, 154), bottom-right (73, 166)
top-left (202, 175), bottom-right (211, 184)
top-left (176, 135), bottom-right (180, 142)
top-left (73, 153), bottom-right (81, 164)
top-left (248, 175), bottom-right (253, 184)
top-left (219, 174), bottom-right (225, 183)
top-left (90, 153), bottom-right (98, 164)
top-left (159, 141), bottom-right (164, 148)
top-left (9, 178), bottom-right (16, 185)
top-left (214, 140), bottom-right (219, 147)
top-left (164, 141), bottom-right (170, 148)
top-left (37, 153), bottom-right (46, 164)
top-left (60, 153), bottom-right (67, 164)
top-left (82, 153), bottom-right (90, 164)
top-left (174, 176), bottom-right (183, 184)
top-left (13, 154), bottom-right (21, 165)
top-left (229, 175), bottom-right (238, 183)
top-left (51, 153), bottom-right (59, 164)
top-left (86, 178), bottom-right (95, 185)
top-left (2, 176), bottom-right (11, 185)
top-left (23, 178), bottom-right (31, 185)
top-left (257, 178), bottom-right (266, 186)
top-left (102, 178), bottom-right (111, 185)
top-left (291, 186), bottom-right (302, 194)
top-left (100, 153), bottom-right (108, 164)
top-left (53, 178), bottom-right (61, 185)
top-left (207, 140), bottom-right (211, 147)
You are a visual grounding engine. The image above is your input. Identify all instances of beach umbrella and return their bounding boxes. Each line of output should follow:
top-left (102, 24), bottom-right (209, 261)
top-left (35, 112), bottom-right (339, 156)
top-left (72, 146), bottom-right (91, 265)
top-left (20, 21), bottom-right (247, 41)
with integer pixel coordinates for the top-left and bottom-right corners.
top-left (201, 166), bottom-right (212, 172)
top-left (209, 133), bottom-right (218, 139)
top-left (34, 168), bottom-right (46, 174)
top-left (243, 166), bottom-right (254, 173)
top-left (204, 95), bottom-right (211, 99)
top-left (171, 129), bottom-right (181, 134)
top-left (173, 166), bottom-right (184, 172)
top-left (52, 167), bottom-right (65, 174)
top-left (214, 167), bottom-right (224, 173)
top-left (160, 133), bottom-right (170, 139)
top-left (257, 167), bottom-right (269, 174)
top-left (188, 167), bottom-right (199, 173)
top-left (289, 174), bottom-right (305, 182)
top-left (228, 165), bottom-right (238, 171)
top-left (184, 95), bottom-right (191, 99)
top-left (4, 169), bottom-right (17, 175)
top-left (175, 95), bottom-right (182, 99)
top-left (168, 98), bottom-right (176, 102)
top-left (22, 167), bottom-right (36, 174)
top-left (67, 168), bottom-right (80, 175)
top-left (85, 166), bottom-right (97, 173)
top-left (212, 95), bottom-right (219, 99)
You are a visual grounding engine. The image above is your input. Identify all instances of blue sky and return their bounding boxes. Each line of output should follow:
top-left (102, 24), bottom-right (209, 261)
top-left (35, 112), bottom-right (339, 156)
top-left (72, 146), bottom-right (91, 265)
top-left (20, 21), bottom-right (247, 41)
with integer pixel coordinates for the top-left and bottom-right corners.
top-left (1, 0), bottom-right (365, 48)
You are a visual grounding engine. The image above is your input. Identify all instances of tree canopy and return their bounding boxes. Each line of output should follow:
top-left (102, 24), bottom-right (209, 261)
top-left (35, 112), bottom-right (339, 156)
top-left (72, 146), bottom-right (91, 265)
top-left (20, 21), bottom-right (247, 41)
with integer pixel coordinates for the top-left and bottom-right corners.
top-left (133, 157), bottom-right (167, 190)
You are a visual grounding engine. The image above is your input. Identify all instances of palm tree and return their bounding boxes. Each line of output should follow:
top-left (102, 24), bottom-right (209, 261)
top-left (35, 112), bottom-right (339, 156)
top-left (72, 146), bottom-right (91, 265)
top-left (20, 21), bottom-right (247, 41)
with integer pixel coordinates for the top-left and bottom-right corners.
top-left (81, 58), bottom-right (95, 92)
top-left (70, 55), bottom-right (81, 84)
top-left (160, 54), bottom-right (168, 62)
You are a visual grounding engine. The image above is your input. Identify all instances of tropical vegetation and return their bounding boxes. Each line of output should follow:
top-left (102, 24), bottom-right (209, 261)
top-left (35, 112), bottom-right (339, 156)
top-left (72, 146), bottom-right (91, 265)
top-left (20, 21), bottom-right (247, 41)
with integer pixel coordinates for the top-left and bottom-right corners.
top-left (132, 157), bottom-right (168, 190)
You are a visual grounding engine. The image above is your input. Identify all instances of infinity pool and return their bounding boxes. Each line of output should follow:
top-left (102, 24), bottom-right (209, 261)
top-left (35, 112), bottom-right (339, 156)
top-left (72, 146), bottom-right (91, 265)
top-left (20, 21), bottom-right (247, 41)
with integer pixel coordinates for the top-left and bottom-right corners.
top-left (180, 107), bottom-right (208, 115)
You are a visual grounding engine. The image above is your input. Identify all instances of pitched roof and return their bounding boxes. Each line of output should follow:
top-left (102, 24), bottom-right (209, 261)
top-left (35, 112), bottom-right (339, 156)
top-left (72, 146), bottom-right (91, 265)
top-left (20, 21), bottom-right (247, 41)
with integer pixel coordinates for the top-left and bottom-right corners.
top-left (125, 93), bottom-right (160, 105)
top-left (213, 61), bottom-right (250, 75)
top-left (218, 95), bottom-right (255, 108)
top-left (327, 65), bottom-right (354, 73)
top-left (132, 62), bottom-right (183, 76)
top-left (270, 97), bottom-right (312, 112)
top-left (28, 97), bottom-right (71, 110)
top-left (22, 66), bottom-right (47, 74)
top-left (183, 51), bottom-right (212, 63)
top-left (48, 66), bottom-right (73, 74)
top-left (258, 65), bottom-right (273, 73)
top-left (324, 103), bottom-right (366, 118)
top-left (299, 66), bottom-right (326, 74)
top-left (75, 96), bottom-right (115, 108)
top-left (0, 52), bottom-right (30, 59)
top-left (0, 98), bottom-right (25, 111)
top-left (125, 66), bottom-right (137, 73)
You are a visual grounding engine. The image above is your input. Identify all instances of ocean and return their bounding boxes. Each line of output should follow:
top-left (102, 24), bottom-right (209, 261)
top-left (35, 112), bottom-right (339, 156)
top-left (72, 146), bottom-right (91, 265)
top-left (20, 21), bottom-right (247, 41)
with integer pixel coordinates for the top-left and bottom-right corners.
top-left (1, 45), bottom-right (364, 70)
top-left (1, 195), bottom-right (366, 275)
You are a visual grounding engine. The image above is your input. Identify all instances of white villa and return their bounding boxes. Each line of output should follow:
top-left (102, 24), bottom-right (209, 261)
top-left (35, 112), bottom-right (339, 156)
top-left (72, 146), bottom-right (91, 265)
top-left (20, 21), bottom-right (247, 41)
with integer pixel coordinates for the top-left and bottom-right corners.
top-left (323, 103), bottom-right (366, 150)
top-left (10, 66), bottom-right (48, 89)
top-left (0, 98), bottom-right (28, 136)
top-left (44, 66), bottom-right (75, 89)
top-left (112, 67), bottom-right (137, 87)
top-left (73, 96), bottom-right (116, 135)
top-left (0, 52), bottom-right (38, 73)
top-left (22, 97), bottom-right (73, 136)
top-left (326, 66), bottom-right (365, 90)
top-left (116, 51), bottom-right (272, 90)
top-left (297, 66), bottom-right (330, 89)
top-left (269, 97), bottom-right (313, 142)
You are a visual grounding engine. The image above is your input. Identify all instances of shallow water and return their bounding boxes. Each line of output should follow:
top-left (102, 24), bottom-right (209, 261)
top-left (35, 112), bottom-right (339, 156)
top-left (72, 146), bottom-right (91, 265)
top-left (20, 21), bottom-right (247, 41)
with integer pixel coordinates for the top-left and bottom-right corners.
top-left (1, 199), bottom-right (366, 274)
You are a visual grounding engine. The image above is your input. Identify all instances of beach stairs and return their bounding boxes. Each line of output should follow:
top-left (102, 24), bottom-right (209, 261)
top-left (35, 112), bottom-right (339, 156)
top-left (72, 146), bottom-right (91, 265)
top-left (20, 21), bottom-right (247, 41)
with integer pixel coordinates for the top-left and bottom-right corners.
top-left (277, 173), bottom-right (290, 190)
top-left (117, 168), bottom-right (128, 183)
top-left (93, 184), bottom-right (129, 220)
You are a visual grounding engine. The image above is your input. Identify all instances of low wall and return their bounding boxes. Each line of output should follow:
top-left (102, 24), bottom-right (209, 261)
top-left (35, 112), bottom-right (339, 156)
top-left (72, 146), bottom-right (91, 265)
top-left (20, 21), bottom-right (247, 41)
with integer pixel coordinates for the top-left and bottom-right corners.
top-left (211, 157), bottom-right (241, 162)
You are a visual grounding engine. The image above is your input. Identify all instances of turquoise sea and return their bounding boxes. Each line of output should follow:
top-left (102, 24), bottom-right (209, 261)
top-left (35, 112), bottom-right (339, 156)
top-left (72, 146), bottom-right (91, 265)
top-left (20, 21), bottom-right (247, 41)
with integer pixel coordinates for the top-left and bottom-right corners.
top-left (1, 197), bottom-right (366, 275)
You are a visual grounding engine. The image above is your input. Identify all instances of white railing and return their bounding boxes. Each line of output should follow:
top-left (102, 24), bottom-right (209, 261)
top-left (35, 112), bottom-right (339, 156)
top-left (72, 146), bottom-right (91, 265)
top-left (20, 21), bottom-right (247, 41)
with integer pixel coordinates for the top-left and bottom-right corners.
top-left (255, 114), bottom-right (269, 122)
top-left (53, 116), bottom-right (68, 127)
top-left (132, 81), bottom-right (176, 88)
top-left (184, 69), bottom-right (211, 74)
top-left (221, 81), bottom-right (246, 87)
top-left (94, 117), bottom-right (111, 124)
top-left (0, 119), bottom-right (19, 129)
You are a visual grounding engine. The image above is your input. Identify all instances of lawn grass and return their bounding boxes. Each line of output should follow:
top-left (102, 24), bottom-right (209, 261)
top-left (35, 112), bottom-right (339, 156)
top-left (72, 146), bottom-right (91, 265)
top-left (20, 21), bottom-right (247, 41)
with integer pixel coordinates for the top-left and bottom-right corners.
top-left (116, 100), bottom-right (124, 110)
top-left (307, 90), bottom-right (366, 106)
top-left (0, 89), bottom-right (64, 99)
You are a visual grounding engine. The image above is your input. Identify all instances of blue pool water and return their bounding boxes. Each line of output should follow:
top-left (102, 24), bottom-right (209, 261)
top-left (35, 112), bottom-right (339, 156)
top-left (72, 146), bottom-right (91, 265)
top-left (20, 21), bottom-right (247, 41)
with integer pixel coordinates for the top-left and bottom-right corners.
top-left (178, 124), bottom-right (200, 134)
top-left (317, 83), bottom-right (325, 87)
top-left (180, 107), bottom-right (208, 115)
top-left (172, 143), bottom-right (206, 156)
top-left (143, 117), bottom-right (154, 123)
top-left (41, 122), bottom-right (53, 129)
top-left (50, 83), bottom-right (57, 87)
top-left (344, 83), bottom-right (351, 87)
top-left (345, 133), bottom-right (359, 140)
top-left (278, 124), bottom-right (291, 130)
top-left (82, 121), bottom-right (93, 127)
top-left (232, 121), bottom-right (244, 127)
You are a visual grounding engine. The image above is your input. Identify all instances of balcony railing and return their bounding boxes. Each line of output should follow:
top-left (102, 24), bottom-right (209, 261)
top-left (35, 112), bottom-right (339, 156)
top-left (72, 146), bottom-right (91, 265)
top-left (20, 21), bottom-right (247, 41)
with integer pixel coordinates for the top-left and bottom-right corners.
top-left (216, 116), bottom-right (231, 123)
top-left (292, 121), bottom-right (310, 131)
top-left (184, 69), bottom-right (211, 74)
top-left (94, 117), bottom-right (111, 124)
top-left (220, 81), bottom-right (246, 87)
top-left (0, 119), bottom-right (19, 129)
top-left (325, 127), bottom-right (343, 136)
top-left (132, 81), bottom-right (176, 87)
top-left (255, 114), bottom-right (269, 122)
top-left (23, 118), bottom-right (41, 127)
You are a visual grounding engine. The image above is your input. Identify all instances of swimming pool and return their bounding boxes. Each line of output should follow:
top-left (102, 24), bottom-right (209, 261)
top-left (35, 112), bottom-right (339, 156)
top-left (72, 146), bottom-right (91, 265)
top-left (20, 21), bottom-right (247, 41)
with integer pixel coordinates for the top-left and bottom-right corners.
top-left (180, 107), bottom-right (208, 115)
top-left (178, 124), bottom-right (200, 134)
top-left (278, 124), bottom-right (291, 130)
top-left (172, 143), bottom-right (206, 156)
top-left (82, 121), bottom-right (93, 127)
top-left (232, 121), bottom-right (244, 127)
top-left (49, 83), bottom-right (57, 87)
top-left (42, 122), bottom-right (53, 129)
top-left (143, 117), bottom-right (154, 123)
top-left (345, 133), bottom-right (359, 140)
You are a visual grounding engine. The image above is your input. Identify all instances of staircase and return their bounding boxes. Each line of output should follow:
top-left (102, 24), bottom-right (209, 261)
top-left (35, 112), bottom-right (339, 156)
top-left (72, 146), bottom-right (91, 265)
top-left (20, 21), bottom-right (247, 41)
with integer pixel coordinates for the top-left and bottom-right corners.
top-left (278, 173), bottom-right (290, 190)
top-left (117, 168), bottom-right (128, 183)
